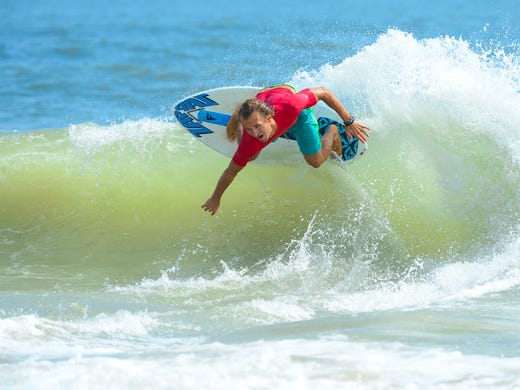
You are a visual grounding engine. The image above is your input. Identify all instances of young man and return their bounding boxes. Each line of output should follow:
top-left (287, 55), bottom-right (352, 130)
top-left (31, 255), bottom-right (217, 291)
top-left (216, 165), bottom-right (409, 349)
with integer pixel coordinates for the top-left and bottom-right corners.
top-left (201, 85), bottom-right (370, 215)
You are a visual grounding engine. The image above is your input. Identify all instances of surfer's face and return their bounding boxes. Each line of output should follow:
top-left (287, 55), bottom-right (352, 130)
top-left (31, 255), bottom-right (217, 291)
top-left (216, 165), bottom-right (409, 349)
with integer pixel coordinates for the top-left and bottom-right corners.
top-left (241, 111), bottom-right (276, 142)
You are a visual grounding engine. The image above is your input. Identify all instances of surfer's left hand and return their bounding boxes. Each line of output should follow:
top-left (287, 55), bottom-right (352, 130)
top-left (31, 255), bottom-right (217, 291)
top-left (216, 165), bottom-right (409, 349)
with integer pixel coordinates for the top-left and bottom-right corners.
top-left (346, 121), bottom-right (370, 143)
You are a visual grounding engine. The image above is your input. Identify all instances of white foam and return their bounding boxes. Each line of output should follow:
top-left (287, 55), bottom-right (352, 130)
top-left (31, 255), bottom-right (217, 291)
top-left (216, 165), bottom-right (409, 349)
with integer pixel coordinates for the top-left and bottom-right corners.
top-left (66, 117), bottom-right (200, 162)
top-left (325, 236), bottom-right (520, 313)
top-left (111, 219), bottom-right (519, 329)
top-left (0, 310), bottom-right (163, 360)
top-left (290, 29), bottom-right (520, 161)
top-left (249, 296), bottom-right (315, 322)
top-left (68, 118), bottom-right (173, 148)
top-left (2, 336), bottom-right (519, 389)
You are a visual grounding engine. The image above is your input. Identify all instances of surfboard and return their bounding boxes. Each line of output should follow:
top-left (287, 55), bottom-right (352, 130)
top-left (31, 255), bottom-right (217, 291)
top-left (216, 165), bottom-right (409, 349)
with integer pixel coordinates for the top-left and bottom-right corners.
top-left (172, 86), bottom-right (366, 165)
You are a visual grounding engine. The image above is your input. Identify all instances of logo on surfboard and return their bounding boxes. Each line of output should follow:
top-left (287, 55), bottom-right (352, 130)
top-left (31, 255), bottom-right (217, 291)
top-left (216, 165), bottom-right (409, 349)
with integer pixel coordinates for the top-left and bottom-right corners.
top-left (174, 93), bottom-right (220, 137)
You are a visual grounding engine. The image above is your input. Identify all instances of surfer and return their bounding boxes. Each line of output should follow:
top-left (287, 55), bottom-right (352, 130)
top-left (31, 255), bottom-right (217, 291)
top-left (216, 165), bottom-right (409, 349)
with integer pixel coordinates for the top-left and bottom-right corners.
top-left (202, 85), bottom-right (370, 215)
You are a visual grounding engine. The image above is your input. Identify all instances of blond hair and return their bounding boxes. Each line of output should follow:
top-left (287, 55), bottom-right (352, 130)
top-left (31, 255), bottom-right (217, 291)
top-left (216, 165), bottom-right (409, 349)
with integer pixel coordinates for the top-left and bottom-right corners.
top-left (237, 97), bottom-right (274, 122)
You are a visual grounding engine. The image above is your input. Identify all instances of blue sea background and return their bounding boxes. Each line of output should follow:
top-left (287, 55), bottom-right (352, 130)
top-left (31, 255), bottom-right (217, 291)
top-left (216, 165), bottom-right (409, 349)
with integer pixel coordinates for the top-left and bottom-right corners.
top-left (1, 0), bottom-right (519, 388)
top-left (3, 0), bottom-right (518, 131)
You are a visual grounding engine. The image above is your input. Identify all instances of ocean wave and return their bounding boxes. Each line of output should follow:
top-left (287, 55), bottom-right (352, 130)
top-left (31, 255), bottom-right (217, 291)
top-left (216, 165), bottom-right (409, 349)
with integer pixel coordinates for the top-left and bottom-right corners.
top-left (0, 30), bottom-right (518, 290)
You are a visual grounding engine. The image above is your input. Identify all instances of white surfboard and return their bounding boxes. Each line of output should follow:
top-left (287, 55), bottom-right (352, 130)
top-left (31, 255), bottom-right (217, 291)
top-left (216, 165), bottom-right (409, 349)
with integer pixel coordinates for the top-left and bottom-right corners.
top-left (172, 86), bottom-right (367, 165)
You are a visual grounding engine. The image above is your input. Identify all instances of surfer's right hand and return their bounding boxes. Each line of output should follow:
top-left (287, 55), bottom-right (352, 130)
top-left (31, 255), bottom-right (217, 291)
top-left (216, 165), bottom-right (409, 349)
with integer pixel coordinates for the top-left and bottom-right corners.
top-left (202, 197), bottom-right (220, 215)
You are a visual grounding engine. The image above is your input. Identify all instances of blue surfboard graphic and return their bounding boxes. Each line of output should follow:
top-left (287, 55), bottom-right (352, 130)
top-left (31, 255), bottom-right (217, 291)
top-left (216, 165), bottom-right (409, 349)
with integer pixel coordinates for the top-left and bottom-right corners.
top-left (197, 110), bottom-right (231, 126)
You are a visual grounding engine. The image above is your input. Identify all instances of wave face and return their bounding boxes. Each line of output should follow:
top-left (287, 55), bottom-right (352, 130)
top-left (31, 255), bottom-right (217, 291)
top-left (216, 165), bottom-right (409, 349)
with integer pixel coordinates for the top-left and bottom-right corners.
top-left (2, 31), bottom-right (519, 283)
top-left (1, 29), bottom-right (519, 388)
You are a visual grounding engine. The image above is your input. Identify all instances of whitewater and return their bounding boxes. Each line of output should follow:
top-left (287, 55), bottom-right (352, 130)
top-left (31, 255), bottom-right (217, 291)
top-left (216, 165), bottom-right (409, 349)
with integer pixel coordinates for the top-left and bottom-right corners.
top-left (1, 1), bottom-right (520, 388)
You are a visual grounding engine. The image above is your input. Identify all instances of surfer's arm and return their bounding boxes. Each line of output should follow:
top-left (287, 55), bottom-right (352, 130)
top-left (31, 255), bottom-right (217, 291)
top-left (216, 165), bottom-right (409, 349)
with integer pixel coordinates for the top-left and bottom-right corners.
top-left (309, 86), bottom-right (370, 143)
top-left (202, 161), bottom-right (243, 215)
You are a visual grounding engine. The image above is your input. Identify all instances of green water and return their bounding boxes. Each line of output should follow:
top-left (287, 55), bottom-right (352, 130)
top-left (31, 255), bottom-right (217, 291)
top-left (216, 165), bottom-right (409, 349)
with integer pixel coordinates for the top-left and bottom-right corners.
top-left (1, 118), bottom-right (518, 289)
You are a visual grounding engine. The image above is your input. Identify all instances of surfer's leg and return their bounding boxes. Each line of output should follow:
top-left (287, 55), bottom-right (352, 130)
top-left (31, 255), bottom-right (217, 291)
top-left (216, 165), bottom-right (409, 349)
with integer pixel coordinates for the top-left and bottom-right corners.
top-left (290, 108), bottom-right (321, 155)
top-left (302, 123), bottom-right (339, 168)
top-left (289, 108), bottom-right (342, 167)
top-left (329, 124), bottom-right (342, 156)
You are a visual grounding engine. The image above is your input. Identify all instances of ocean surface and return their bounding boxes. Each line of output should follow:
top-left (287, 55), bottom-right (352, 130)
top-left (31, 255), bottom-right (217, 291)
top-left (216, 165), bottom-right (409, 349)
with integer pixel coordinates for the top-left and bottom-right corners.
top-left (1, 0), bottom-right (520, 388)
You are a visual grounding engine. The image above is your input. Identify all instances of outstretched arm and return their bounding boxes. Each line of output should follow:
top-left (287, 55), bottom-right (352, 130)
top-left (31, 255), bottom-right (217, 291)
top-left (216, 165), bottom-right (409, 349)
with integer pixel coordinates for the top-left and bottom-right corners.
top-left (202, 161), bottom-right (243, 215)
top-left (308, 86), bottom-right (370, 143)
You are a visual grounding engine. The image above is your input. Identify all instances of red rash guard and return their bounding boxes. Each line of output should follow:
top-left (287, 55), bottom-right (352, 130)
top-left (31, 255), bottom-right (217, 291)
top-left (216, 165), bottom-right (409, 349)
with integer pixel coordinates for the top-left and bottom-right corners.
top-left (231, 87), bottom-right (318, 167)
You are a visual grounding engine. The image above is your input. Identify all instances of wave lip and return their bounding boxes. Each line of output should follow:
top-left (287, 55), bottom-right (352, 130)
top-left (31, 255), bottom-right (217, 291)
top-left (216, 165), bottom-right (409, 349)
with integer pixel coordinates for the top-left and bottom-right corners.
top-left (292, 29), bottom-right (520, 154)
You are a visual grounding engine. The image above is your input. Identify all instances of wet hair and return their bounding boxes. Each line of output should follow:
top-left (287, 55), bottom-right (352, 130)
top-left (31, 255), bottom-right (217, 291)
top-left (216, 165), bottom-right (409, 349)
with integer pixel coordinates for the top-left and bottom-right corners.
top-left (237, 97), bottom-right (274, 122)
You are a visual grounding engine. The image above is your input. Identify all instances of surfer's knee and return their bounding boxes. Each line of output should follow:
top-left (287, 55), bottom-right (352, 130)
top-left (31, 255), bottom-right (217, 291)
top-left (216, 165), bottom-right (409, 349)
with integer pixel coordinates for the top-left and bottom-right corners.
top-left (304, 153), bottom-right (325, 168)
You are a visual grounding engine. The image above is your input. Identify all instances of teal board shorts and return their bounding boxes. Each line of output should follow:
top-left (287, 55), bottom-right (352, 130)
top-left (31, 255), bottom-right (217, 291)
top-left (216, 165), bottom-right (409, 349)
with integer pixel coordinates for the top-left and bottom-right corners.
top-left (267, 84), bottom-right (322, 156)
top-left (283, 107), bottom-right (321, 156)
